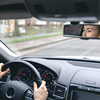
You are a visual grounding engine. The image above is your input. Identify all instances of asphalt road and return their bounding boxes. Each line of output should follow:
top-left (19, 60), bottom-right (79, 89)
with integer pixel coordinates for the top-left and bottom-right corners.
top-left (23, 38), bottom-right (100, 57)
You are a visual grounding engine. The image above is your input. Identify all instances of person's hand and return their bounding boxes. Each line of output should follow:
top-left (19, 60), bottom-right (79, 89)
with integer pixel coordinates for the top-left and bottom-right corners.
top-left (33, 81), bottom-right (48, 100)
top-left (0, 63), bottom-right (10, 79)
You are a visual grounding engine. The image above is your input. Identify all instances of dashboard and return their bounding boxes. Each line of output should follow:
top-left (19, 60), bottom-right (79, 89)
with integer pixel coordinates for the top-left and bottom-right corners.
top-left (1, 57), bottom-right (100, 100)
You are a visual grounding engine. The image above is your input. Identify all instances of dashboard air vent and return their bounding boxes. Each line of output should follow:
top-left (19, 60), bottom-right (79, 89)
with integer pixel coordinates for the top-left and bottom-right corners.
top-left (53, 84), bottom-right (67, 99)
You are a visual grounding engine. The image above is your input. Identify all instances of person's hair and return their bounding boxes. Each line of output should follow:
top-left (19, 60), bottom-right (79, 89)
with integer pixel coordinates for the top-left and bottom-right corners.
top-left (98, 26), bottom-right (100, 32)
top-left (80, 25), bottom-right (84, 36)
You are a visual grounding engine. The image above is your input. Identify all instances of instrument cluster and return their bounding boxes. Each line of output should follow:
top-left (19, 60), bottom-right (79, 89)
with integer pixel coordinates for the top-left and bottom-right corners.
top-left (11, 66), bottom-right (56, 87)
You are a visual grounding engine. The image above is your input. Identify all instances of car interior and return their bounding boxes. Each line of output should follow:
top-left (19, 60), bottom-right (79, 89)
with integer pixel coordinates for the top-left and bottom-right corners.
top-left (1, 0), bottom-right (100, 100)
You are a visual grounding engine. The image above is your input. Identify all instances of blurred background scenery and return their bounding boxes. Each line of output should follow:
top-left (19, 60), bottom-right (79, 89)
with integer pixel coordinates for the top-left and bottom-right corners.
top-left (0, 17), bottom-right (64, 55)
top-left (0, 17), bottom-right (63, 39)
top-left (1, 18), bottom-right (100, 57)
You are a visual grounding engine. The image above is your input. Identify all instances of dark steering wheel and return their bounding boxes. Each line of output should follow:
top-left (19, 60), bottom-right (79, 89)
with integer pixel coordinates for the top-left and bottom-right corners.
top-left (0, 60), bottom-right (42, 100)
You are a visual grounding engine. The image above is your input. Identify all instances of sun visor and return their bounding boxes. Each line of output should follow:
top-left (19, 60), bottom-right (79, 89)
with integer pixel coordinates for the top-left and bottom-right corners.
top-left (23, 0), bottom-right (100, 21)
top-left (0, 1), bottom-right (32, 19)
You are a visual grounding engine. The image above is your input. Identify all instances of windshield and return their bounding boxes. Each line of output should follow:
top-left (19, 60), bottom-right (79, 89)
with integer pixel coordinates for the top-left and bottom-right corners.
top-left (1, 18), bottom-right (100, 57)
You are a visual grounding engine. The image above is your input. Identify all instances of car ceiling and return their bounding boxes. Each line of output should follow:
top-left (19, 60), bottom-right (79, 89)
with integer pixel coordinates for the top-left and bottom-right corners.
top-left (0, 0), bottom-right (100, 21)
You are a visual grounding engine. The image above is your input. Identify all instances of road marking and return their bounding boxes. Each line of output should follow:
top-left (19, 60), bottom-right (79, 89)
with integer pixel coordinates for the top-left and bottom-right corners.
top-left (81, 48), bottom-right (93, 56)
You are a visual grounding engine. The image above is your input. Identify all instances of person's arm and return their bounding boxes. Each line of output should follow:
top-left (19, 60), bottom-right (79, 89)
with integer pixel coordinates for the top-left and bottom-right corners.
top-left (0, 63), bottom-right (10, 79)
top-left (34, 81), bottom-right (48, 100)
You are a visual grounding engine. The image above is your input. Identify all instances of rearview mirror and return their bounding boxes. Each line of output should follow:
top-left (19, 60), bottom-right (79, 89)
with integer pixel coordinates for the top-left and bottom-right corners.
top-left (63, 22), bottom-right (100, 39)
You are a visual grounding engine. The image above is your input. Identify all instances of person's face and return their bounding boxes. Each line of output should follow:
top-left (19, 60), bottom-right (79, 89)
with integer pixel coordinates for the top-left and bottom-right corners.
top-left (82, 25), bottom-right (100, 38)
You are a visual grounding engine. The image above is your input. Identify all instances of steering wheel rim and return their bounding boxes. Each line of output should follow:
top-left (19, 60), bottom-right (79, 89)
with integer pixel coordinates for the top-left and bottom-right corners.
top-left (1, 60), bottom-right (42, 100)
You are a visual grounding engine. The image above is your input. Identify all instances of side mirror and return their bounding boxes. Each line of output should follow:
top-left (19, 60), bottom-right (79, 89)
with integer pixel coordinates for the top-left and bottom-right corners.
top-left (63, 22), bottom-right (100, 39)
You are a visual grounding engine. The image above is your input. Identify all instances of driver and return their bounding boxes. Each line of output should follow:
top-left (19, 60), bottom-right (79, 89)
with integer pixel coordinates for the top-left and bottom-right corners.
top-left (82, 25), bottom-right (100, 38)
top-left (0, 63), bottom-right (48, 100)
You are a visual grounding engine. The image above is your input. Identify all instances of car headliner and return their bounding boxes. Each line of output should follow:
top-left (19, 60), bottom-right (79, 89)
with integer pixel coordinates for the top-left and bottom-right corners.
top-left (0, 0), bottom-right (100, 22)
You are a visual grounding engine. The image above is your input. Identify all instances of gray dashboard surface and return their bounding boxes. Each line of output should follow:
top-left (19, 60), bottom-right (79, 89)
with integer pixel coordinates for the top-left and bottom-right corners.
top-left (18, 57), bottom-right (100, 88)
top-left (71, 70), bottom-right (100, 88)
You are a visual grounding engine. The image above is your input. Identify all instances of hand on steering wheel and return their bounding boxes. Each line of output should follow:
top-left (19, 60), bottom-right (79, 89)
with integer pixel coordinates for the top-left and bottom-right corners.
top-left (0, 62), bottom-right (48, 100)
top-left (34, 81), bottom-right (48, 100)
top-left (0, 63), bottom-right (10, 79)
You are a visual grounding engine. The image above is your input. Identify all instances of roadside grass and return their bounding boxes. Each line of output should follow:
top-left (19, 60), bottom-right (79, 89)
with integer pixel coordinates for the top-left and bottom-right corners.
top-left (22, 26), bottom-right (62, 36)
top-left (8, 33), bottom-right (63, 43)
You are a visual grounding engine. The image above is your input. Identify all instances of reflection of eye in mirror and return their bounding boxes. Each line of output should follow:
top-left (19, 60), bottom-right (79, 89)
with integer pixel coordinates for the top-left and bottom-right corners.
top-left (63, 23), bottom-right (100, 39)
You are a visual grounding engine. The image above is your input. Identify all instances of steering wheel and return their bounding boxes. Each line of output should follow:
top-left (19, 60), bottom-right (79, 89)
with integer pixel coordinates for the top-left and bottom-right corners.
top-left (0, 60), bottom-right (42, 100)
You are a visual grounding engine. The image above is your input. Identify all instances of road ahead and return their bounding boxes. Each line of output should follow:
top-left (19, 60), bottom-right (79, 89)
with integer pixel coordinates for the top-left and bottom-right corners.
top-left (23, 38), bottom-right (100, 57)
